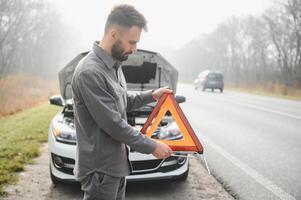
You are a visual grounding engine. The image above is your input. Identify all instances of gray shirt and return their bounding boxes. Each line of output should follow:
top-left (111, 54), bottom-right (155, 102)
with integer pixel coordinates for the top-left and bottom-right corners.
top-left (71, 41), bottom-right (157, 180)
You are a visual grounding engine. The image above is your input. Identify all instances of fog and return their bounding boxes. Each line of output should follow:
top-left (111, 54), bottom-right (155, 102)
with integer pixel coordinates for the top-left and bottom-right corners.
top-left (51, 0), bottom-right (273, 51)
top-left (1, 0), bottom-right (300, 88)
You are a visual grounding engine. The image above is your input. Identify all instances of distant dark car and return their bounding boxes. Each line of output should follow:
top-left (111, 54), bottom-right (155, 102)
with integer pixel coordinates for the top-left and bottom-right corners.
top-left (194, 70), bottom-right (224, 92)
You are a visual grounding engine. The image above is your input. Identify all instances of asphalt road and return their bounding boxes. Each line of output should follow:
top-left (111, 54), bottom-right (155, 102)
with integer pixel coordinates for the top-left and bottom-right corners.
top-left (177, 83), bottom-right (301, 200)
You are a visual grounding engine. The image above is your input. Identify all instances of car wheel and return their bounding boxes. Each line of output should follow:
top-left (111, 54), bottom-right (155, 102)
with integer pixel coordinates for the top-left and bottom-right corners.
top-left (220, 88), bottom-right (223, 93)
top-left (211, 88), bottom-right (214, 92)
top-left (50, 165), bottom-right (60, 185)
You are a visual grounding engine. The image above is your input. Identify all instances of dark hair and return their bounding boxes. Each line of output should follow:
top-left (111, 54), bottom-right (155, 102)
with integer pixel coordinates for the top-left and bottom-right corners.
top-left (105, 5), bottom-right (147, 32)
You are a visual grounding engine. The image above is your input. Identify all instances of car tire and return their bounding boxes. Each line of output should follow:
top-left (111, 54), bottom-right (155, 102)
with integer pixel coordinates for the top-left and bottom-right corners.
top-left (211, 88), bottom-right (214, 92)
top-left (220, 88), bottom-right (223, 93)
top-left (50, 165), bottom-right (60, 185)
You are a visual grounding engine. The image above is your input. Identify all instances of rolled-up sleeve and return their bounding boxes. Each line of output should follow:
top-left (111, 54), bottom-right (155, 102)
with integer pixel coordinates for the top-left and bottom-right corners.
top-left (126, 90), bottom-right (155, 112)
top-left (75, 70), bottom-right (156, 154)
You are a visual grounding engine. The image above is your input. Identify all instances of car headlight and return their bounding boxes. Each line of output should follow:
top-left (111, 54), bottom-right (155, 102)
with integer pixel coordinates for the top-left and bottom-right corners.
top-left (156, 122), bottom-right (183, 140)
top-left (51, 125), bottom-right (76, 144)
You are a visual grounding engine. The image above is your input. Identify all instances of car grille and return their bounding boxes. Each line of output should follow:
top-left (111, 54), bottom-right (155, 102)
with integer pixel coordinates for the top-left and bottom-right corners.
top-left (131, 159), bottom-right (163, 171)
top-left (131, 156), bottom-right (186, 175)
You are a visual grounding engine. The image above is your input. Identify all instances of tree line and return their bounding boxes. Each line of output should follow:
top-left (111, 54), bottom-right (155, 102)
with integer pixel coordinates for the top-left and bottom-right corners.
top-left (0, 0), bottom-right (79, 79)
top-left (172, 0), bottom-right (301, 88)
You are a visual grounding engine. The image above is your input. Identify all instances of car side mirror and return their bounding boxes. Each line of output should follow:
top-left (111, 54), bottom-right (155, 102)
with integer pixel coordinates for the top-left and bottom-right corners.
top-left (49, 95), bottom-right (64, 107)
top-left (175, 95), bottom-right (186, 104)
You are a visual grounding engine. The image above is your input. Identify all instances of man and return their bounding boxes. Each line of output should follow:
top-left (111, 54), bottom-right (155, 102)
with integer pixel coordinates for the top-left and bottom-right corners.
top-left (71, 4), bottom-right (173, 200)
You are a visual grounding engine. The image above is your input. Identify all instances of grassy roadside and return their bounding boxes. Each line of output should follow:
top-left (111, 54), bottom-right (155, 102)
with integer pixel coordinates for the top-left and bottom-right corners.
top-left (0, 102), bottom-right (61, 195)
top-left (0, 75), bottom-right (59, 117)
top-left (225, 86), bottom-right (301, 101)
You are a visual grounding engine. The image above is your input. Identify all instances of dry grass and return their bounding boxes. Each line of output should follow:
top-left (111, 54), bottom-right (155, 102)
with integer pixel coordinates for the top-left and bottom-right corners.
top-left (0, 74), bottom-right (59, 117)
top-left (179, 80), bottom-right (301, 100)
top-left (0, 103), bottom-right (61, 195)
top-left (226, 81), bottom-right (301, 100)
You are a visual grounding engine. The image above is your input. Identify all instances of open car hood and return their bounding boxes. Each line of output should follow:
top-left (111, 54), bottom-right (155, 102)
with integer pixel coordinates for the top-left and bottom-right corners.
top-left (58, 49), bottom-right (178, 100)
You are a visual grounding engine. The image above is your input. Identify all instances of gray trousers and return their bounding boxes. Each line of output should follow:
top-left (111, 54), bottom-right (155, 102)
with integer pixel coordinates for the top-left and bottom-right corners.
top-left (80, 172), bottom-right (126, 200)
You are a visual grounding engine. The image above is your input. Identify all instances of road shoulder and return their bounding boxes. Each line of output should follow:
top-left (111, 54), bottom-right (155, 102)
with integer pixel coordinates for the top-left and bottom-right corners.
top-left (2, 143), bottom-right (234, 200)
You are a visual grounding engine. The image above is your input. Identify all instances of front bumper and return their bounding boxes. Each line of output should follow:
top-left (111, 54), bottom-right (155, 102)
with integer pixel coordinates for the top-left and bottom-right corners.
top-left (126, 159), bottom-right (189, 182)
top-left (48, 132), bottom-right (189, 183)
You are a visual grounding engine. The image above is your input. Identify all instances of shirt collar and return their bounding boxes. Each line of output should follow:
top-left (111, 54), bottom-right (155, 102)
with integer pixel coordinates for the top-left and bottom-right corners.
top-left (93, 41), bottom-right (120, 69)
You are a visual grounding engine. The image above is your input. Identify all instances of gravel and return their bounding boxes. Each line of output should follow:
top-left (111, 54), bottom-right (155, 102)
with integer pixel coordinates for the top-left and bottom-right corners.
top-left (1, 143), bottom-right (234, 200)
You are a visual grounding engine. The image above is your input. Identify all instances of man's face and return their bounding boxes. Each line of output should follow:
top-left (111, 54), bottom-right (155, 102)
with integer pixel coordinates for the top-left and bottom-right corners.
top-left (111, 26), bottom-right (142, 61)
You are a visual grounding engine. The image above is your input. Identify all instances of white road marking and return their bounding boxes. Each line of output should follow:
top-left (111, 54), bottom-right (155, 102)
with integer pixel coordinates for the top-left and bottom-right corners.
top-left (217, 96), bottom-right (301, 120)
top-left (186, 85), bottom-right (299, 199)
top-left (204, 137), bottom-right (296, 200)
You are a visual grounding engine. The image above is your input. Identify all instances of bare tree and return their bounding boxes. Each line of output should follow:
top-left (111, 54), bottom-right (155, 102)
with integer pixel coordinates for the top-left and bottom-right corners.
top-left (0, 0), bottom-right (81, 104)
top-left (171, 0), bottom-right (301, 91)
top-left (287, 0), bottom-right (301, 86)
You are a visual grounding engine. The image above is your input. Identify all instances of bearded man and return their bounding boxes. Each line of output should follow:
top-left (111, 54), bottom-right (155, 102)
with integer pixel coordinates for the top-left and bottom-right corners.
top-left (71, 5), bottom-right (172, 200)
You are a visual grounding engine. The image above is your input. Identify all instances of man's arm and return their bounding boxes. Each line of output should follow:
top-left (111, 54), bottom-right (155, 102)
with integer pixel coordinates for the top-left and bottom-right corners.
top-left (126, 90), bottom-right (154, 112)
top-left (126, 87), bottom-right (174, 112)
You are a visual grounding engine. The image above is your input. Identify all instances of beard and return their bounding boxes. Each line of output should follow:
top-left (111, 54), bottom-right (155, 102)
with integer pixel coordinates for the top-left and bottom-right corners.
top-left (111, 39), bottom-right (132, 62)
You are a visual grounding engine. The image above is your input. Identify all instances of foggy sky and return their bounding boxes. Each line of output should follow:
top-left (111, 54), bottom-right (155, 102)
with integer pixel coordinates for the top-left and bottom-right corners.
top-left (51, 0), bottom-right (273, 53)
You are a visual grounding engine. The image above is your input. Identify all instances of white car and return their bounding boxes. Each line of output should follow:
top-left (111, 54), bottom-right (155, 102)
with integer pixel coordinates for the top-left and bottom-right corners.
top-left (48, 49), bottom-right (189, 184)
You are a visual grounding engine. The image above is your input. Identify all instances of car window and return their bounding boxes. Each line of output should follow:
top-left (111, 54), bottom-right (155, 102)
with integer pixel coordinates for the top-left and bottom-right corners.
top-left (207, 74), bottom-right (217, 79)
top-left (218, 74), bottom-right (223, 80)
top-left (207, 73), bottom-right (223, 80)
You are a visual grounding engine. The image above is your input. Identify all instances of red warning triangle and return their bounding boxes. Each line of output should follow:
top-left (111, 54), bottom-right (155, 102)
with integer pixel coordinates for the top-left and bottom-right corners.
top-left (141, 93), bottom-right (204, 154)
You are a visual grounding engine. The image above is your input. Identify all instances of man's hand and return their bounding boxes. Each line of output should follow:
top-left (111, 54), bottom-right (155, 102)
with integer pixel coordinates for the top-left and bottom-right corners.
top-left (152, 87), bottom-right (173, 101)
top-left (152, 140), bottom-right (173, 159)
